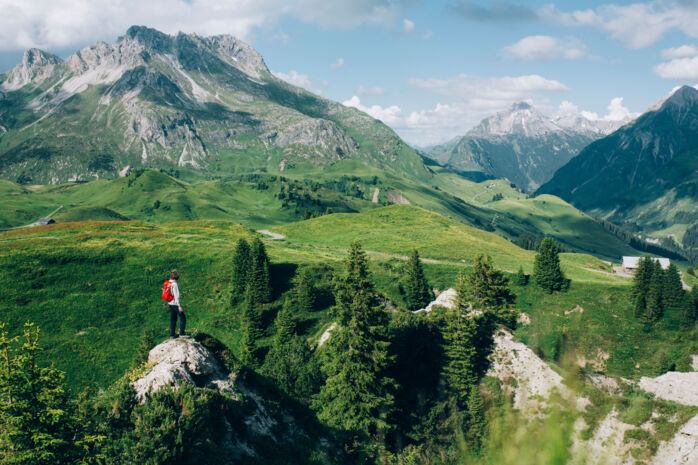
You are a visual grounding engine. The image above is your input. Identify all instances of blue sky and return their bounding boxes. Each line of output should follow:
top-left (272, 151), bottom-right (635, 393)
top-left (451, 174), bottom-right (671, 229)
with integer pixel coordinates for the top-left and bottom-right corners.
top-left (2, 0), bottom-right (698, 145)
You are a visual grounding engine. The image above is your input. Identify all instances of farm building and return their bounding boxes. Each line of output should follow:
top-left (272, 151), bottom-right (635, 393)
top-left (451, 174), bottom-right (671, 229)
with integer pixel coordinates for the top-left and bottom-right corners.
top-left (622, 256), bottom-right (670, 273)
top-left (30, 218), bottom-right (56, 227)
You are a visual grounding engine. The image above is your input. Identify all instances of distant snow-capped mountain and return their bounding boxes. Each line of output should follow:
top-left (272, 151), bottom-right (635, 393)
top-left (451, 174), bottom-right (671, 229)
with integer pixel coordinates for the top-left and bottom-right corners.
top-left (425, 102), bottom-right (629, 192)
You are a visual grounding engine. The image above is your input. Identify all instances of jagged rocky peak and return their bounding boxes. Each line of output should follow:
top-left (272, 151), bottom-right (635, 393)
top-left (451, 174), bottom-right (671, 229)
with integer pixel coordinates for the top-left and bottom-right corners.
top-left (1, 48), bottom-right (63, 91)
top-left (468, 101), bottom-right (561, 138)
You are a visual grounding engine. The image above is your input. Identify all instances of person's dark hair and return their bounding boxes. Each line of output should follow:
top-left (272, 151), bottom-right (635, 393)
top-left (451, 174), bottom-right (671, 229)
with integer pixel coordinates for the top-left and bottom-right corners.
top-left (170, 270), bottom-right (180, 280)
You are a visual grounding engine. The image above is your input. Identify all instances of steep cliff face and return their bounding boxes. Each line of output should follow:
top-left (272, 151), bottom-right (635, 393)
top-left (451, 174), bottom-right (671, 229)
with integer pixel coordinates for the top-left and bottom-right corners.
top-left (0, 26), bottom-right (428, 184)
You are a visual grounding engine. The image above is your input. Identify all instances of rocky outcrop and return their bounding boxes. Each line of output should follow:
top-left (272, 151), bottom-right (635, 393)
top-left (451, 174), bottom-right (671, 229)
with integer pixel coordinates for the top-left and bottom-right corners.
top-left (132, 336), bottom-right (235, 401)
top-left (413, 287), bottom-right (457, 313)
top-left (639, 372), bottom-right (698, 406)
top-left (651, 415), bottom-right (698, 465)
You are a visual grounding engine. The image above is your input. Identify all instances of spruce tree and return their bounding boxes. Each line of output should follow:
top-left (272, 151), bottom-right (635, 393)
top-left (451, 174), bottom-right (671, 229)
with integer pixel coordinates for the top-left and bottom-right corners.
top-left (533, 237), bottom-right (567, 293)
top-left (516, 266), bottom-right (528, 286)
top-left (645, 260), bottom-right (664, 322)
top-left (464, 255), bottom-right (515, 310)
top-left (634, 293), bottom-right (647, 319)
top-left (632, 257), bottom-right (654, 298)
top-left (0, 323), bottom-right (80, 465)
top-left (293, 266), bottom-right (316, 313)
top-left (662, 264), bottom-right (684, 310)
top-left (313, 241), bottom-right (394, 439)
top-left (442, 273), bottom-right (479, 408)
top-left (240, 286), bottom-right (263, 367)
top-left (465, 383), bottom-right (485, 450)
top-left (680, 291), bottom-right (696, 327)
top-left (231, 239), bottom-right (252, 297)
top-left (248, 237), bottom-right (271, 304)
top-left (263, 299), bottom-right (319, 399)
top-left (404, 249), bottom-right (433, 311)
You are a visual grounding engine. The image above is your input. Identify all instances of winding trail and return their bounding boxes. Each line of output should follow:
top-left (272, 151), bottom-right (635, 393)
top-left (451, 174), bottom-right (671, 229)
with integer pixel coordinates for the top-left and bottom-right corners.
top-left (258, 230), bottom-right (285, 240)
top-left (372, 188), bottom-right (380, 203)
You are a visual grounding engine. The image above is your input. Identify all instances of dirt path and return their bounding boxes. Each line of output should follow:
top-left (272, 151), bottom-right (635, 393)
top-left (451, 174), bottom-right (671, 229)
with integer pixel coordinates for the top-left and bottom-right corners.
top-left (584, 267), bottom-right (630, 278)
top-left (258, 230), bottom-right (285, 240)
top-left (372, 188), bottom-right (380, 203)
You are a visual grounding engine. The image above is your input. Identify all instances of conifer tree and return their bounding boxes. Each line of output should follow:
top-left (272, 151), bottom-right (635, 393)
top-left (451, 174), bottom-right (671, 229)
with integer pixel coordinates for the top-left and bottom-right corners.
top-left (645, 260), bottom-right (664, 322)
top-left (263, 299), bottom-right (319, 398)
top-left (274, 298), bottom-right (296, 345)
top-left (465, 383), bottom-right (485, 450)
top-left (533, 238), bottom-right (567, 293)
top-left (313, 241), bottom-right (394, 440)
top-left (680, 291), bottom-right (696, 327)
top-left (632, 256), bottom-right (654, 298)
top-left (0, 323), bottom-right (80, 465)
top-left (240, 286), bottom-right (263, 367)
top-left (404, 249), bottom-right (433, 311)
top-left (662, 264), bottom-right (684, 310)
top-left (442, 273), bottom-right (479, 408)
top-left (516, 266), bottom-right (528, 286)
top-left (248, 237), bottom-right (271, 304)
top-left (231, 239), bottom-right (252, 297)
top-left (293, 266), bottom-right (316, 313)
top-left (464, 255), bottom-right (515, 310)
top-left (634, 293), bottom-right (646, 319)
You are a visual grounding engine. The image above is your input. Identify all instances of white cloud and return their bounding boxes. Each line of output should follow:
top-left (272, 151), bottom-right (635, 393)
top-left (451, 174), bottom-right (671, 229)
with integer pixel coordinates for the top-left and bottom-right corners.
top-left (358, 85), bottom-right (387, 96)
top-left (329, 57), bottom-right (344, 70)
top-left (661, 44), bottom-right (698, 60)
top-left (423, 30), bottom-right (433, 40)
top-left (403, 18), bottom-right (415, 33)
top-left (556, 97), bottom-right (638, 122)
top-left (0, 0), bottom-right (415, 51)
top-left (537, 2), bottom-right (698, 49)
top-left (501, 35), bottom-right (587, 61)
top-left (654, 56), bottom-right (698, 80)
top-left (342, 96), bottom-right (403, 126)
top-left (343, 73), bottom-right (569, 145)
top-left (272, 70), bottom-right (324, 94)
top-left (407, 73), bottom-right (568, 98)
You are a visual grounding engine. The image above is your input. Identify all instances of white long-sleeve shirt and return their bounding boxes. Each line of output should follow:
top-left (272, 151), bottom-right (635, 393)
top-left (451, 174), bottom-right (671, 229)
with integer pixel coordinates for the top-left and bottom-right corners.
top-left (169, 280), bottom-right (181, 306)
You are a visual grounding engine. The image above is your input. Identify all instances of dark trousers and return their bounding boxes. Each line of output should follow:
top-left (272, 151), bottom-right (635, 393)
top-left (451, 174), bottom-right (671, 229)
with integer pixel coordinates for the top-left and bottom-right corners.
top-left (169, 305), bottom-right (186, 336)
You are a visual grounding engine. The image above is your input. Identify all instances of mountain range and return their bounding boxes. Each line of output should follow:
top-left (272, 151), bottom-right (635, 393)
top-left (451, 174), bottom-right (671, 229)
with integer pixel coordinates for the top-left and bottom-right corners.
top-left (0, 26), bottom-right (427, 184)
top-left (425, 102), bottom-right (629, 192)
top-left (539, 85), bottom-right (698, 254)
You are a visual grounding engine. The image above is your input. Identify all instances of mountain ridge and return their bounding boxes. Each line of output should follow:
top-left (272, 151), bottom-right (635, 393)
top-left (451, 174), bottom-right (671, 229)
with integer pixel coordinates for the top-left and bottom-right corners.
top-left (538, 85), bottom-right (698, 256)
top-left (0, 26), bottom-right (428, 184)
top-left (425, 102), bottom-right (628, 192)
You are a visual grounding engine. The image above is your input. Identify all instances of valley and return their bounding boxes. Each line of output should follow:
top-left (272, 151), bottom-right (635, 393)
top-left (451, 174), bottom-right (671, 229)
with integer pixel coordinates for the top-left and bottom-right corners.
top-left (0, 23), bottom-right (697, 465)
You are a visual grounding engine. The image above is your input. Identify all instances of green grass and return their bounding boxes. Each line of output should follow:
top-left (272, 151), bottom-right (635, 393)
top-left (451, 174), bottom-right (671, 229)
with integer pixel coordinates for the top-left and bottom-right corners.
top-left (0, 203), bottom-right (690, 394)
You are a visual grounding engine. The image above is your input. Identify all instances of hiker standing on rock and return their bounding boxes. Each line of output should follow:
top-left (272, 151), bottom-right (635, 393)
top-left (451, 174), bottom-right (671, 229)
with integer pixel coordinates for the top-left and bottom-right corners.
top-left (163, 270), bottom-right (186, 338)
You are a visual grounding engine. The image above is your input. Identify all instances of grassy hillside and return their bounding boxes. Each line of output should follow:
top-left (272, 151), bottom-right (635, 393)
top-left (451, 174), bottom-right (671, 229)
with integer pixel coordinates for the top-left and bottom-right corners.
top-left (0, 167), bottom-right (645, 264)
top-left (3, 205), bottom-right (691, 394)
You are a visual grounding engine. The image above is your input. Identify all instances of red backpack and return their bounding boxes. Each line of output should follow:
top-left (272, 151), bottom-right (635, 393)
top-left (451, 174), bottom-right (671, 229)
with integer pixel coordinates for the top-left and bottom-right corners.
top-left (162, 280), bottom-right (175, 302)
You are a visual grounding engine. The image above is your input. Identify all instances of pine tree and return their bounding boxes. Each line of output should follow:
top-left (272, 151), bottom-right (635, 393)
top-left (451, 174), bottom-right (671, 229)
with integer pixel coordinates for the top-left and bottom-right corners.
top-left (313, 241), bottom-right (394, 439)
top-left (274, 298), bottom-right (296, 345)
top-left (645, 260), bottom-right (664, 322)
top-left (680, 291), bottom-right (696, 327)
top-left (632, 256), bottom-right (654, 298)
top-left (404, 249), bottom-right (433, 311)
top-left (0, 323), bottom-right (80, 465)
top-left (464, 255), bottom-right (515, 310)
top-left (465, 383), bottom-right (485, 450)
top-left (231, 239), bottom-right (252, 297)
top-left (442, 274), bottom-right (479, 408)
top-left (533, 238), bottom-right (567, 293)
top-left (634, 293), bottom-right (646, 319)
top-left (248, 237), bottom-right (271, 304)
top-left (240, 286), bottom-right (263, 367)
top-left (662, 264), bottom-right (684, 310)
top-left (516, 266), bottom-right (528, 286)
top-left (293, 266), bottom-right (316, 313)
